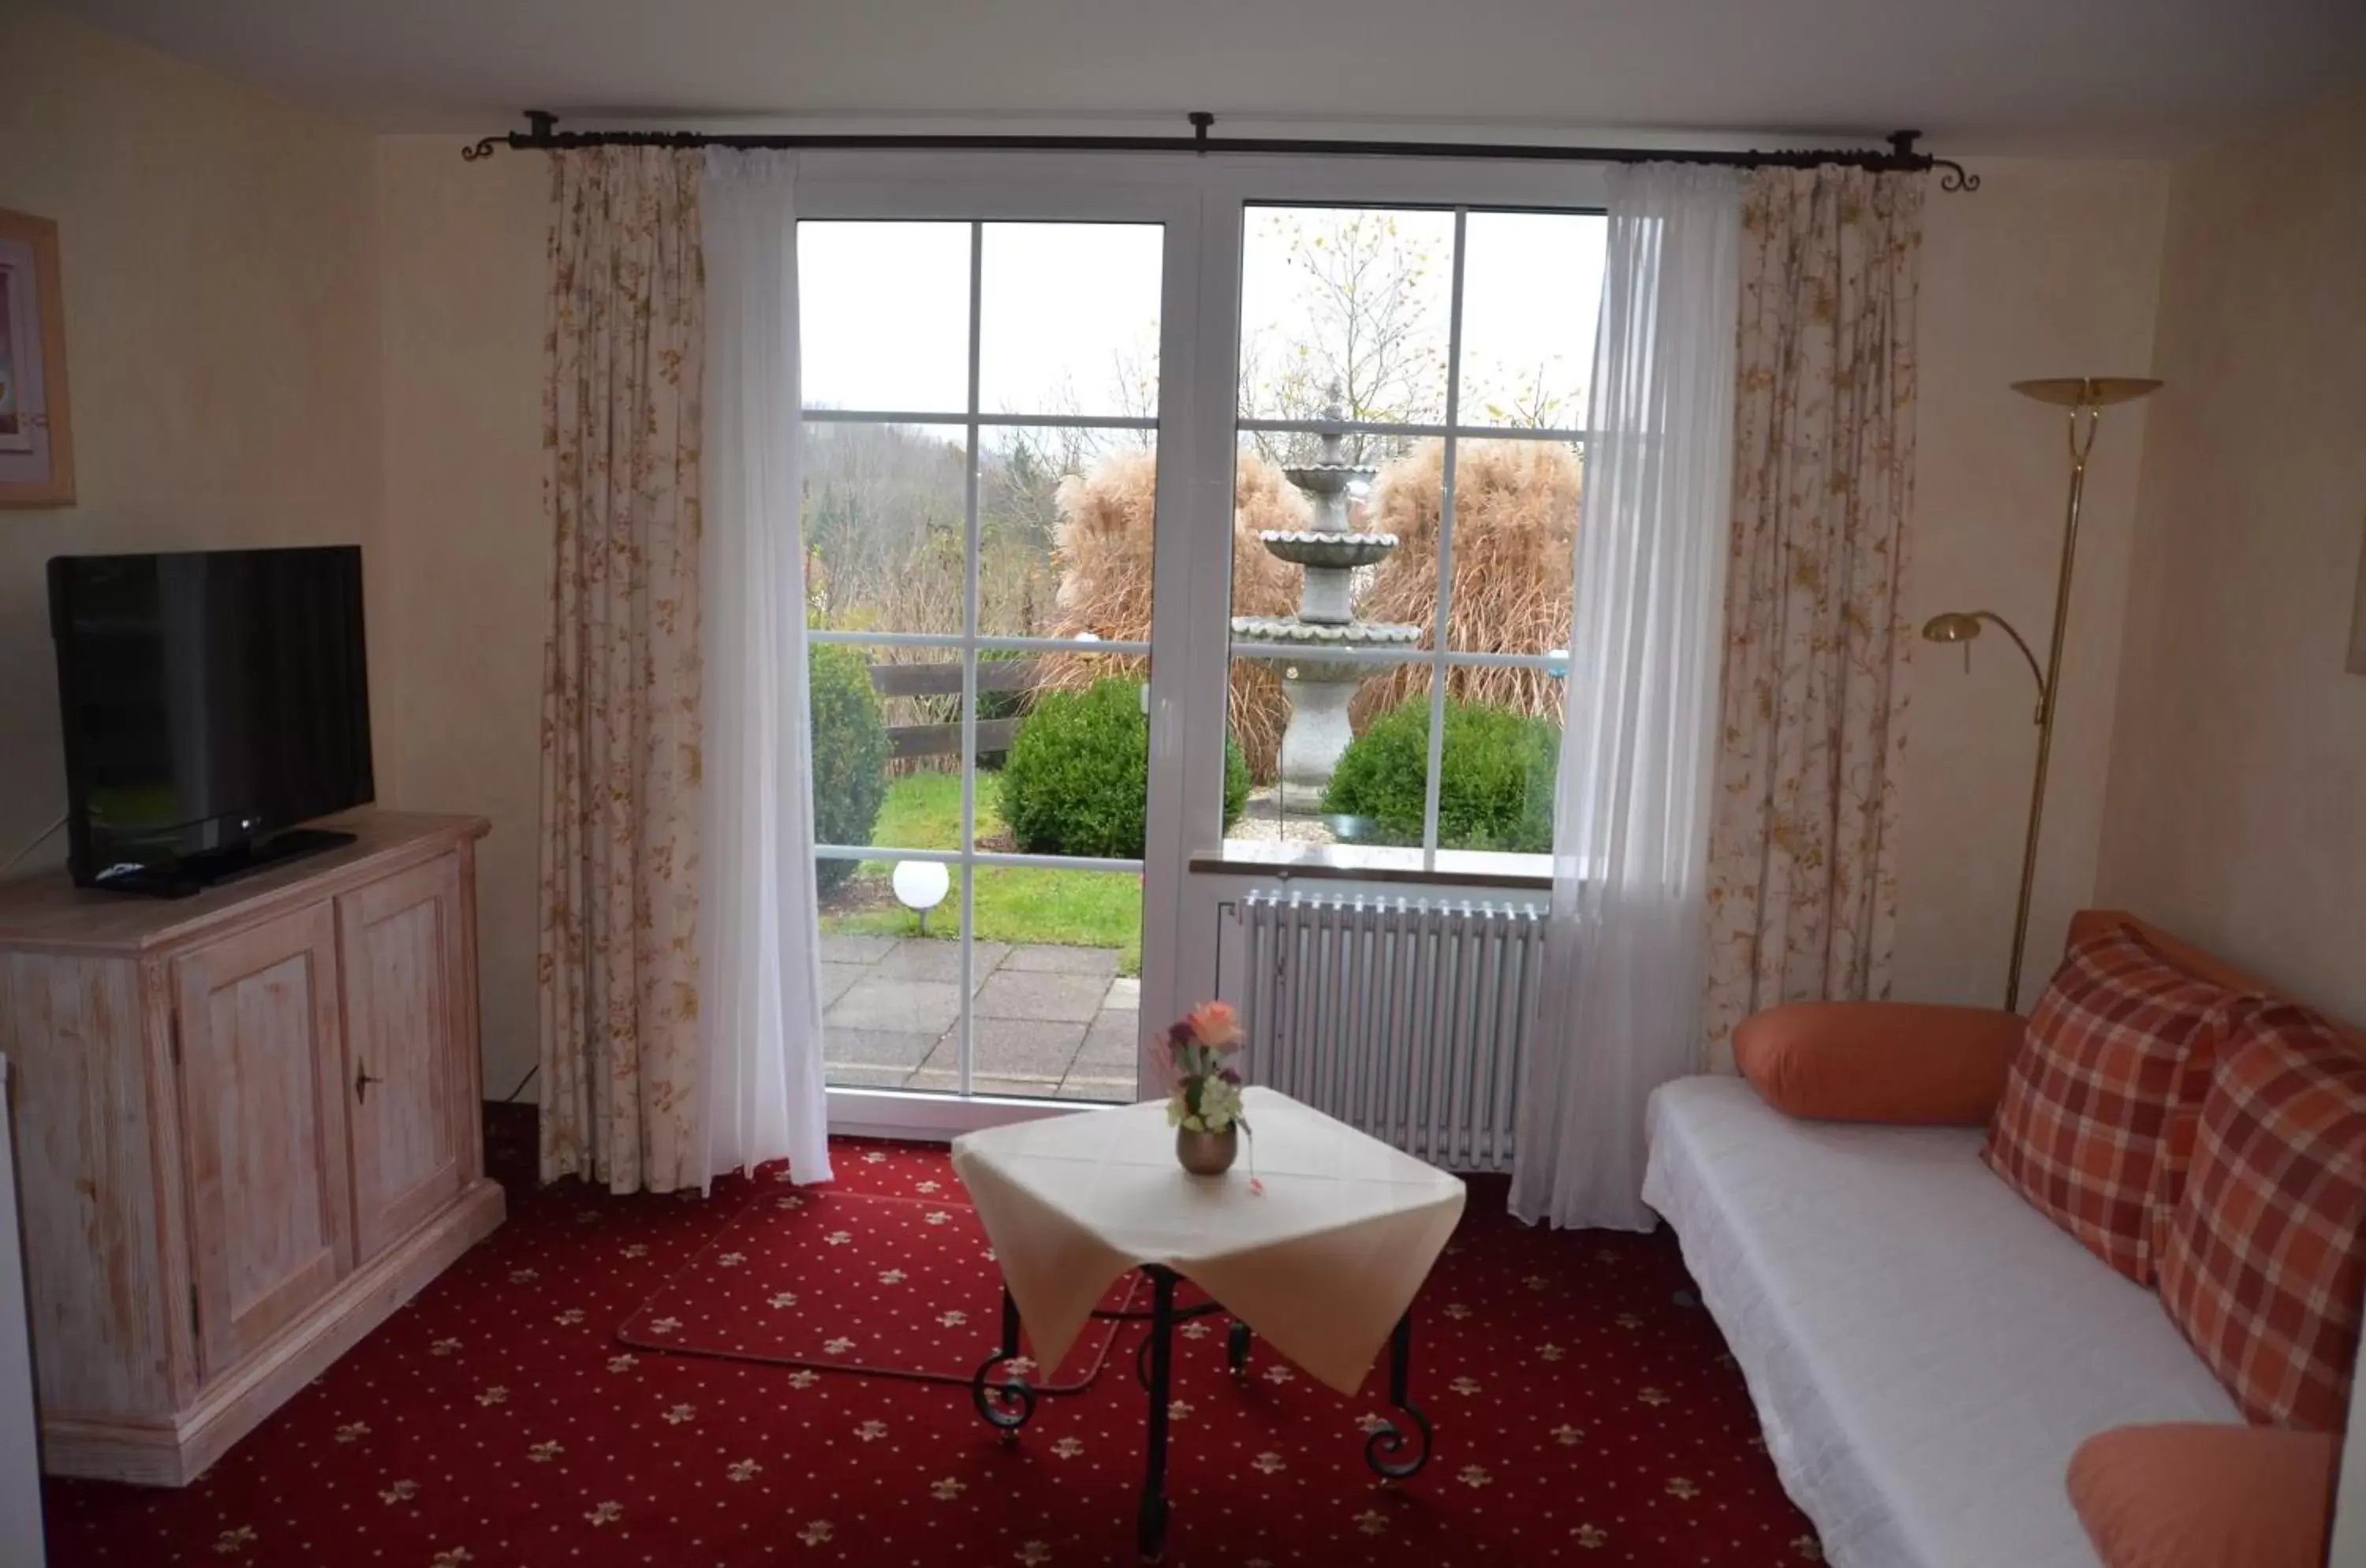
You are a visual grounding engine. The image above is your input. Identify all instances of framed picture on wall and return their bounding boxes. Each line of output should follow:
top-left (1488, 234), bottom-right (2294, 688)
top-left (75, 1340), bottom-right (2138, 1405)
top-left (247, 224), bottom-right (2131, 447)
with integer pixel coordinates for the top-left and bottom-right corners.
top-left (2349, 510), bottom-right (2366, 675)
top-left (0, 208), bottom-right (73, 508)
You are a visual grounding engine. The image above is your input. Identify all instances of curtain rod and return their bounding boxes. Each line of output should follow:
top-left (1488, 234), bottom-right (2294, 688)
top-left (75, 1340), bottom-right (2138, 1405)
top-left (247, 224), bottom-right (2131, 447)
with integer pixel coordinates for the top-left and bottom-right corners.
top-left (461, 110), bottom-right (1981, 192)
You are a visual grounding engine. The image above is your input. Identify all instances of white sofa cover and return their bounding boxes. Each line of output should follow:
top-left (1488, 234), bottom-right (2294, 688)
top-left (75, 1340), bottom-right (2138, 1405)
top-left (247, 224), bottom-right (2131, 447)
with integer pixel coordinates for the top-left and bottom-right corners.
top-left (1642, 1075), bottom-right (2240, 1568)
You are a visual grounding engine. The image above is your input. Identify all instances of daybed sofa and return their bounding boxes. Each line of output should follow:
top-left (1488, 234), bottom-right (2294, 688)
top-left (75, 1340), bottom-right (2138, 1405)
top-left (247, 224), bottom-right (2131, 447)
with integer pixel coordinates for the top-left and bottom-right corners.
top-left (1643, 910), bottom-right (2357, 1568)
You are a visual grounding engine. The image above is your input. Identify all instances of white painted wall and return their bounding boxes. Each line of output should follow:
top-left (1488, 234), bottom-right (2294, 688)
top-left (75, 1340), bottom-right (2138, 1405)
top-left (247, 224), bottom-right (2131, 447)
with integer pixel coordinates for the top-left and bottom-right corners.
top-left (1888, 158), bottom-right (2171, 1008)
top-left (2095, 89), bottom-right (2366, 1025)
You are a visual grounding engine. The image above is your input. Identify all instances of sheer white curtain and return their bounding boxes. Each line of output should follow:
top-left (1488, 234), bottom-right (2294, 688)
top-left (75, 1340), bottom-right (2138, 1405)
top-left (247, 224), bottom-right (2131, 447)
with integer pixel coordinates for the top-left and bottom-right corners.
top-left (1511, 166), bottom-right (1743, 1231)
top-left (697, 149), bottom-right (833, 1189)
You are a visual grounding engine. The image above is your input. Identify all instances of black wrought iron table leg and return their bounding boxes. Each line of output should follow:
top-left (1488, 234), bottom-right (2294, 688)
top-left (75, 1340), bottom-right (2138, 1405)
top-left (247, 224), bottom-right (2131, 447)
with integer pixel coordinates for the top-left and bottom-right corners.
top-left (970, 1282), bottom-right (1037, 1433)
top-left (1363, 1309), bottom-right (1433, 1480)
top-left (1226, 1318), bottom-right (1252, 1376)
top-left (1137, 1267), bottom-right (1177, 1560)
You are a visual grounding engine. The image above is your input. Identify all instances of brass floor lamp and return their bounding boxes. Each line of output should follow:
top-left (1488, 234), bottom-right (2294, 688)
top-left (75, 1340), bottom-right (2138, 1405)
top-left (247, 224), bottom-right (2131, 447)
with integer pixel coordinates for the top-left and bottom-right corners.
top-left (1923, 376), bottom-right (2163, 1011)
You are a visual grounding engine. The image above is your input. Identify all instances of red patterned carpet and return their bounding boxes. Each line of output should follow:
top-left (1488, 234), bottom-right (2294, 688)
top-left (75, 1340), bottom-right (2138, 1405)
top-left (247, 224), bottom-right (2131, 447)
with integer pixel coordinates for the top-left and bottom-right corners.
top-left (43, 1107), bottom-right (1819, 1567)
top-left (617, 1185), bottom-right (1140, 1387)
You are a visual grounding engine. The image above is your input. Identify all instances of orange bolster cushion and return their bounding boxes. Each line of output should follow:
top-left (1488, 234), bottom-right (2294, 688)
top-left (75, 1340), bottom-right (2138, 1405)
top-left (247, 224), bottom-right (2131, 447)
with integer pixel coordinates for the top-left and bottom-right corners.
top-left (1734, 1001), bottom-right (2025, 1126)
top-left (2067, 1422), bottom-right (2337, 1568)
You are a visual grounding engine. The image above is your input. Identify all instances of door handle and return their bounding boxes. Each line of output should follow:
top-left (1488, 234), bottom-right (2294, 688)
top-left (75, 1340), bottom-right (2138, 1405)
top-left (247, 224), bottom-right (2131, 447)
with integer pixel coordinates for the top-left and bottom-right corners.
top-left (355, 1060), bottom-right (382, 1103)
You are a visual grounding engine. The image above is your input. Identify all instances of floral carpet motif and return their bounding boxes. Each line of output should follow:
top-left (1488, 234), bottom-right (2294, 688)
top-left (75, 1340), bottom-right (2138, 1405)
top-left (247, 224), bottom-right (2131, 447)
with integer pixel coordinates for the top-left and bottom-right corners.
top-left (616, 1181), bottom-right (1138, 1387)
top-left (43, 1107), bottom-right (1821, 1566)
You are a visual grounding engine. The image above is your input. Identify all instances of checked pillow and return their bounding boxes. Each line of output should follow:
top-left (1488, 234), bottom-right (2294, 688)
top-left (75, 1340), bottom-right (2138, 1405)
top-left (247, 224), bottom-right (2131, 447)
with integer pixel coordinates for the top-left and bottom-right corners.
top-left (1983, 923), bottom-right (2240, 1285)
top-left (2158, 1000), bottom-right (2366, 1429)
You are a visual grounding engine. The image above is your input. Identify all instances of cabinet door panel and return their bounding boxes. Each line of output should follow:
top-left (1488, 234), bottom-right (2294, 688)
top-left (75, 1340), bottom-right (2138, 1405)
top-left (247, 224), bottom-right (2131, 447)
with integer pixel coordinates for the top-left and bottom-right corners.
top-left (172, 903), bottom-right (351, 1377)
top-left (338, 855), bottom-right (468, 1260)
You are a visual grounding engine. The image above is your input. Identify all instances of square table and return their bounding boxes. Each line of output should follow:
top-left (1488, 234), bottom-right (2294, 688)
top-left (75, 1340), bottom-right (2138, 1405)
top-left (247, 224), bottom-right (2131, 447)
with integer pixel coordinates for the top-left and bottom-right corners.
top-left (951, 1087), bottom-right (1467, 1559)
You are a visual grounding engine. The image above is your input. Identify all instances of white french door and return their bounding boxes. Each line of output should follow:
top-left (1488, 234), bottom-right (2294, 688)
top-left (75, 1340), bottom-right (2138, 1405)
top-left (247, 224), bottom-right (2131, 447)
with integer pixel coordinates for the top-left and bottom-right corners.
top-left (798, 166), bottom-right (1202, 1135)
top-left (797, 155), bottom-right (1609, 1138)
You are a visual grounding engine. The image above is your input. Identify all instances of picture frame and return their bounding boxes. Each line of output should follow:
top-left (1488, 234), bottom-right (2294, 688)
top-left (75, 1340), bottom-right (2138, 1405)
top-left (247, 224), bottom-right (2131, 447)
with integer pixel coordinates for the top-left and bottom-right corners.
top-left (2349, 509), bottom-right (2366, 675)
top-left (0, 207), bottom-right (74, 508)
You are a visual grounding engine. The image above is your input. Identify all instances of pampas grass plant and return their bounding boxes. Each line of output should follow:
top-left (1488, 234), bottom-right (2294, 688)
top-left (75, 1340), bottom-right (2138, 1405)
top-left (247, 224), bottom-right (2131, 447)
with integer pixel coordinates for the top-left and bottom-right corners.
top-left (1353, 439), bottom-right (1578, 725)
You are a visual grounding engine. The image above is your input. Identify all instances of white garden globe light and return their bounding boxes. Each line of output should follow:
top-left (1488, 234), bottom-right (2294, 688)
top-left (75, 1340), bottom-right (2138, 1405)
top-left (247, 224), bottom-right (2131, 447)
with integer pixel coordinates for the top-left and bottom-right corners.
top-left (891, 860), bottom-right (951, 932)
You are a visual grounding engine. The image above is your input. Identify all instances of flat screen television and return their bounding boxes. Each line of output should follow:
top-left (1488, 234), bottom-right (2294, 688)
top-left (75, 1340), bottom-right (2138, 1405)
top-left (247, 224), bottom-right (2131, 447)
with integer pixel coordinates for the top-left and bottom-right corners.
top-left (47, 546), bottom-right (374, 897)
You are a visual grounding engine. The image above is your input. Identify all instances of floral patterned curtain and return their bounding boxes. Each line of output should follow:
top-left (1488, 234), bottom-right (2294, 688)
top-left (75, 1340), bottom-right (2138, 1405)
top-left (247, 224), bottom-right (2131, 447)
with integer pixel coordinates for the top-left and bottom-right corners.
top-left (1701, 167), bottom-right (1924, 1067)
top-left (537, 147), bottom-right (707, 1192)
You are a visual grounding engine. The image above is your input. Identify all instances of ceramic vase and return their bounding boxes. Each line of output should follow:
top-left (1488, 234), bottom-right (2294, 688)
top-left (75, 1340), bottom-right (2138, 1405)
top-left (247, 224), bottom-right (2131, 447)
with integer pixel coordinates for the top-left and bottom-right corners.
top-left (1175, 1125), bottom-right (1238, 1178)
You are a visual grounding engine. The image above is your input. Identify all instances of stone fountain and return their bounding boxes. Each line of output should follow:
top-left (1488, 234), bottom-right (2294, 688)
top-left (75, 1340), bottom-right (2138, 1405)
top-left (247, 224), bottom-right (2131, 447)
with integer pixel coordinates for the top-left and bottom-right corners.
top-left (1231, 403), bottom-right (1421, 793)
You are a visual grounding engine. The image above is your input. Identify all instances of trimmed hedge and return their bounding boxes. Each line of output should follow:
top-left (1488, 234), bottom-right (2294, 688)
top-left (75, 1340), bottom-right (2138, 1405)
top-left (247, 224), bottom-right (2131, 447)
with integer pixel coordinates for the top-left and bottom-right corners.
top-left (808, 643), bottom-right (890, 891)
top-left (1320, 697), bottom-right (1558, 853)
top-left (1002, 679), bottom-right (1250, 857)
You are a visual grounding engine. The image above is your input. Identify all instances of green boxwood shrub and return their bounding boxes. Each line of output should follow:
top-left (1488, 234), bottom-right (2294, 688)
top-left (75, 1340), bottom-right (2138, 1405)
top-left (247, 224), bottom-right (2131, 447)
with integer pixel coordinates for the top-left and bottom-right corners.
top-left (1002, 680), bottom-right (1250, 857)
top-left (808, 643), bottom-right (890, 891)
top-left (1321, 697), bottom-right (1558, 853)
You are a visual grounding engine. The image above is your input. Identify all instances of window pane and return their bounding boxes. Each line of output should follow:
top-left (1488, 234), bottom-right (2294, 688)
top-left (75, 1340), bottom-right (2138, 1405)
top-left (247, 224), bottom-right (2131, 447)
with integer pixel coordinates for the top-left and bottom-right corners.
top-left (807, 646), bottom-right (961, 853)
top-left (965, 866), bottom-right (1141, 1101)
top-left (801, 421), bottom-right (968, 636)
top-left (799, 221), bottom-right (971, 413)
top-left (1215, 656), bottom-right (1561, 857)
top-left (819, 861), bottom-right (966, 1089)
top-left (978, 424), bottom-right (1156, 638)
top-left (1430, 689), bottom-right (1559, 855)
top-left (1436, 435), bottom-right (1580, 655)
top-left (979, 223), bottom-right (1162, 420)
top-left (1218, 658), bottom-right (1430, 849)
top-left (1237, 206), bottom-right (1454, 459)
top-left (985, 649), bottom-right (1151, 863)
top-left (1457, 211), bottom-right (1607, 430)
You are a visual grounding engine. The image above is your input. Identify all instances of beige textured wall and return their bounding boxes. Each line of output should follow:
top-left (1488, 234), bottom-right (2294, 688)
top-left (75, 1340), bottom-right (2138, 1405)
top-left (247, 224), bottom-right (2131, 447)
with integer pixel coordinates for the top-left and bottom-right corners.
top-left (1888, 159), bottom-right (2171, 1008)
top-left (2095, 91), bottom-right (2366, 1025)
top-left (0, 3), bottom-right (386, 874)
top-left (375, 137), bottom-right (550, 1099)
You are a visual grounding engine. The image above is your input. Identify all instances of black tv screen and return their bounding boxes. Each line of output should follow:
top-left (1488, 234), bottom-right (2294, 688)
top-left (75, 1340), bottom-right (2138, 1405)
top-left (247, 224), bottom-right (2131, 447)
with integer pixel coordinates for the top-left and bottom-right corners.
top-left (48, 546), bottom-right (374, 890)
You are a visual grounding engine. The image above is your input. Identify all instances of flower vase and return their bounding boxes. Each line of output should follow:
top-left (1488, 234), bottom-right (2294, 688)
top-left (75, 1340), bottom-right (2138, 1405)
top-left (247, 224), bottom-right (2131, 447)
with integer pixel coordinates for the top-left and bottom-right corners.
top-left (1175, 1126), bottom-right (1238, 1178)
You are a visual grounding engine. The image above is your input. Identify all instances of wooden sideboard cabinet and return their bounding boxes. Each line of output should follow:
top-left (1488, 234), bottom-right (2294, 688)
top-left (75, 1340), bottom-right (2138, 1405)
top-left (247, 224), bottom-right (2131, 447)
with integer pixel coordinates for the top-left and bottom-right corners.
top-left (0, 812), bottom-right (505, 1485)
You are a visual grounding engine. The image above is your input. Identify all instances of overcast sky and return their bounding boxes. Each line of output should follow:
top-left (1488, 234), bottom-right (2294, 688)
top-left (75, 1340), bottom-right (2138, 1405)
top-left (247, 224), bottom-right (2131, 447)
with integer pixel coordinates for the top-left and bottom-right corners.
top-left (798, 207), bottom-right (1607, 443)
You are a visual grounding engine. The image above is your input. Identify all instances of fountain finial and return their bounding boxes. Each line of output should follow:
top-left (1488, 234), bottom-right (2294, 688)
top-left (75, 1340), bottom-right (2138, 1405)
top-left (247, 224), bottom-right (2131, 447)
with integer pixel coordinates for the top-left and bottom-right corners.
top-left (1317, 384), bottom-right (1348, 467)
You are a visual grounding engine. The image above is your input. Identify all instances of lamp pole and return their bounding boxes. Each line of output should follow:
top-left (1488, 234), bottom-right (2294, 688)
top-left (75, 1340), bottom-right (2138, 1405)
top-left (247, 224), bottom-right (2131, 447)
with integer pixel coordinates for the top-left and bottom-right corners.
top-left (1923, 376), bottom-right (2161, 1012)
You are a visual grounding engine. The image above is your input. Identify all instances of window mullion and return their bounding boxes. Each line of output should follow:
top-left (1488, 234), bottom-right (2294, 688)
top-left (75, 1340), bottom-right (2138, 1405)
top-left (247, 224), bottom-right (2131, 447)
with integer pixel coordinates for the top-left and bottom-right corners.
top-left (959, 219), bottom-right (985, 1099)
top-left (1420, 208), bottom-right (1470, 864)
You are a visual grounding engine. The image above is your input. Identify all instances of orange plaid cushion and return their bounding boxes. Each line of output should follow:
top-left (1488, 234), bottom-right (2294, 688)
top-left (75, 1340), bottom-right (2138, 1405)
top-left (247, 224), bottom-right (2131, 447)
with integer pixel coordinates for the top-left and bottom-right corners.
top-left (1983, 924), bottom-right (2237, 1284)
top-left (2159, 1001), bottom-right (2366, 1429)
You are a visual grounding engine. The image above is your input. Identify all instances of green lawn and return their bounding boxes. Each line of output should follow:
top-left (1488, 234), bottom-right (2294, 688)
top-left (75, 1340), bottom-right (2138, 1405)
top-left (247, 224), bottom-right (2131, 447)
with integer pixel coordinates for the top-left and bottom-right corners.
top-left (824, 770), bottom-right (1144, 974)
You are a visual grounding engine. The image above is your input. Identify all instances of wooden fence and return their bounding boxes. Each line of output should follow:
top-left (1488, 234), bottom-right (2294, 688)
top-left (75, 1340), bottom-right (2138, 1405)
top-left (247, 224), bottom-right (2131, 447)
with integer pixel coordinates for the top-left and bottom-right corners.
top-left (869, 658), bottom-right (1042, 762)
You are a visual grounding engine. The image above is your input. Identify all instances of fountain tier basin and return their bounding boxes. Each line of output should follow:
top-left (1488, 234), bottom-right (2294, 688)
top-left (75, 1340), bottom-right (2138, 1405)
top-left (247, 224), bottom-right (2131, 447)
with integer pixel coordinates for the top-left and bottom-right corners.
top-left (1280, 460), bottom-right (1377, 499)
top-left (1256, 531), bottom-right (1401, 571)
top-left (1230, 616), bottom-right (1420, 648)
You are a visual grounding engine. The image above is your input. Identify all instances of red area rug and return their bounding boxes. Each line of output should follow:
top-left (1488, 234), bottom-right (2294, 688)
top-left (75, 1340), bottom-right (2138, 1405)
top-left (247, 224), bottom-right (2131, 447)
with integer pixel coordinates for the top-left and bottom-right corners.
top-left (615, 1175), bottom-right (1138, 1388)
top-left (43, 1107), bottom-right (1819, 1567)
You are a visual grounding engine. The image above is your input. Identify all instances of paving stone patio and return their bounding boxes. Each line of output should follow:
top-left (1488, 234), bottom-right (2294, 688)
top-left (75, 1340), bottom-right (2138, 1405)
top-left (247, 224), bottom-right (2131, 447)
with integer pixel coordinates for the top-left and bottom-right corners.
top-left (820, 934), bottom-right (1140, 1101)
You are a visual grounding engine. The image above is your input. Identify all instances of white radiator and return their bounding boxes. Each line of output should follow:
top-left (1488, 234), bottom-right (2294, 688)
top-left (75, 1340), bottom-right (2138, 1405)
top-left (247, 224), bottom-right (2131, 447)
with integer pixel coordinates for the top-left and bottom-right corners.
top-left (1233, 890), bottom-right (1547, 1172)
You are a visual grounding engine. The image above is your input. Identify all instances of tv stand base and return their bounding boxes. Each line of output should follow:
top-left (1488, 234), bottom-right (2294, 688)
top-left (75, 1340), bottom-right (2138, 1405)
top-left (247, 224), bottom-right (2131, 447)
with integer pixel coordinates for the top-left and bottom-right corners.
top-left (93, 827), bottom-right (359, 898)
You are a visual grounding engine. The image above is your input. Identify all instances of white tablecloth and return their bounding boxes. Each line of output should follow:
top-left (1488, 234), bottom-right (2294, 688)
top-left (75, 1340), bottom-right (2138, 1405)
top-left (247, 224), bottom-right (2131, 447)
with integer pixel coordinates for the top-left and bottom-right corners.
top-left (951, 1088), bottom-right (1466, 1394)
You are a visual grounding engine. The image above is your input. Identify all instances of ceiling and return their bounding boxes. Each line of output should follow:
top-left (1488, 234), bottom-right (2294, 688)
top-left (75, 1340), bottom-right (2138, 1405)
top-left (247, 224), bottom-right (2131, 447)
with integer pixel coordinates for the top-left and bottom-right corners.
top-left (47, 0), bottom-right (2366, 156)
